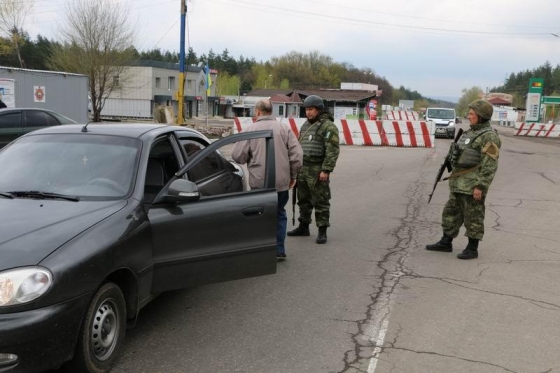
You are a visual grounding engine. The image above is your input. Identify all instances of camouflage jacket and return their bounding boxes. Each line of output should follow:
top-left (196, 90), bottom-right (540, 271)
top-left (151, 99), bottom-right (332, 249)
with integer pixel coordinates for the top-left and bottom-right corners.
top-left (449, 122), bottom-right (501, 196)
top-left (298, 111), bottom-right (340, 172)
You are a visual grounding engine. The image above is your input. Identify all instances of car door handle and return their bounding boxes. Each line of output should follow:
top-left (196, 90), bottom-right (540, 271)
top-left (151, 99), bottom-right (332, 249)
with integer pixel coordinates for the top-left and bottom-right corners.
top-left (242, 206), bottom-right (264, 217)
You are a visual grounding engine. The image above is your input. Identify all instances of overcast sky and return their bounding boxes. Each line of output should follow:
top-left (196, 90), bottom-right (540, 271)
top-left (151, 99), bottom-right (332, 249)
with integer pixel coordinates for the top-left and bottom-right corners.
top-left (27, 0), bottom-right (560, 102)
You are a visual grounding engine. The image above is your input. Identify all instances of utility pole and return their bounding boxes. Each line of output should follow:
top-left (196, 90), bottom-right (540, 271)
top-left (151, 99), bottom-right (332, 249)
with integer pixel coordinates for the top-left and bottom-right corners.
top-left (176, 0), bottom-right (187, 124)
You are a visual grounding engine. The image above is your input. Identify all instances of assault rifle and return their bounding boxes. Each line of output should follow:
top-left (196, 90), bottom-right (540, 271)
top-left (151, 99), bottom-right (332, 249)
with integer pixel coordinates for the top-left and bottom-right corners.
top-left (427, 128), bottom-right (464, 203)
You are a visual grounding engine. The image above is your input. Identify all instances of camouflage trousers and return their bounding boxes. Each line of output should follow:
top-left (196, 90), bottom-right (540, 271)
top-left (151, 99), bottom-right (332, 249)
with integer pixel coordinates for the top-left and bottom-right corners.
top-left (296, 164), bottom-right (331, 228)
top-left (442, 192), bottom-right (486, 240)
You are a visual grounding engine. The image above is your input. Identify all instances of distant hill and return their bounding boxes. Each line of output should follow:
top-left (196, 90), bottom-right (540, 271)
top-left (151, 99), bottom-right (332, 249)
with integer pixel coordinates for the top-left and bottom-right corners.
top-left (427, 95), bottom-right (459, 104)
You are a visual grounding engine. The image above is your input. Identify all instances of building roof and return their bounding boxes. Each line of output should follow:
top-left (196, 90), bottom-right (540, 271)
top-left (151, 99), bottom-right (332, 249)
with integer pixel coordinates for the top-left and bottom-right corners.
top-left (270, 94), bottom-right (302, 104)
top-left (247, 88), bottom-right (377, 103)
top-left (296, 89), bottom-right (377, 103)
top-left (129, 60), bottom-right (205, 73)
top-left (248, 89), bottom-right (293, 97)
top-left (0, 66), bottom-right (87, 77)
top-left (487, 97), bottom-right (512, 105)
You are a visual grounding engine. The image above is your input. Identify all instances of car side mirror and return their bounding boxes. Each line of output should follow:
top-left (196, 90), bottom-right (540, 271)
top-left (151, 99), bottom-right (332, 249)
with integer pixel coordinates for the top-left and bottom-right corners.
top-left (166, 179), bottom-right (200, 202)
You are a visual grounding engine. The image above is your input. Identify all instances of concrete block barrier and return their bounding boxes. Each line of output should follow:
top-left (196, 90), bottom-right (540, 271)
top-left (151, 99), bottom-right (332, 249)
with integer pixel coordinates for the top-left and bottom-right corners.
top-left (514, 122), bottom-right (560, 138)
top-left (234, 117), bottom-right (435, 147)
top-left (383, 111), bottom-right (419, 121)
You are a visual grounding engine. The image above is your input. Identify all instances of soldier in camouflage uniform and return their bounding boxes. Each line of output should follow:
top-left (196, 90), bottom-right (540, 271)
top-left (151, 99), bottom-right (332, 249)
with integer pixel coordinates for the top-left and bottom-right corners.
top-left (426, 99), bottom-right (501, 259)
top-left (287, 95), bottom-right (340, 244)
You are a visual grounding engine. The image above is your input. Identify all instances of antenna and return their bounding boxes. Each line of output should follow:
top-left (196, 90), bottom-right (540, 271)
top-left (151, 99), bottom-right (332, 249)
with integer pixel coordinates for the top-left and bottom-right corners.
top-left (81, 121), bottom-right (92, 133)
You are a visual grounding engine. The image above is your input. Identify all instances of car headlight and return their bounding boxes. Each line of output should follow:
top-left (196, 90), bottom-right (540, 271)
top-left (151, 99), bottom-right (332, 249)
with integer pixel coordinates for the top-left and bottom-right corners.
top-left (448, 121), bottom-right (455, 127)
top-left (0, 267), bottom-right (52, 307)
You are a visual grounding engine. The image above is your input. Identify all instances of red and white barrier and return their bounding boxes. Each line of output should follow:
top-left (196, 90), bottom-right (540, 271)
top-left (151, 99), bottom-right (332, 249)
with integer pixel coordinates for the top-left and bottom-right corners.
top-left (383, 111), bottom-right (419, 121)
top-left (233, 117), bottom-right (435, 147)
top-left (514, 122), bottom-right (560, 138)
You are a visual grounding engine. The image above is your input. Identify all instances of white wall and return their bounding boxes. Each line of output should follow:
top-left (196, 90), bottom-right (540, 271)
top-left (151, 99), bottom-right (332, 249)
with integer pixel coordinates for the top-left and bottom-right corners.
top-left (101, 98), bottom-right (152, 118)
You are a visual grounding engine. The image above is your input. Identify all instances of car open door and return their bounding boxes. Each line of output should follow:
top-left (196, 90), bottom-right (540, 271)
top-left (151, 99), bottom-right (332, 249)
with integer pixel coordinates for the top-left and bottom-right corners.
top-left (149, 130), bottom-right (277, 292)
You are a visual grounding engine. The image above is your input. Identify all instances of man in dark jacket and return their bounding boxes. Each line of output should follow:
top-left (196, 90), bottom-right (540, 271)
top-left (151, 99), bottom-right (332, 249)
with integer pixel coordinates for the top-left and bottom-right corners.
top-left (426, 99), bottom-right (501, 259)
top-left (287, 95), bottom-right (340, 244)
top-left (0, 98), bottom-right (7, 109)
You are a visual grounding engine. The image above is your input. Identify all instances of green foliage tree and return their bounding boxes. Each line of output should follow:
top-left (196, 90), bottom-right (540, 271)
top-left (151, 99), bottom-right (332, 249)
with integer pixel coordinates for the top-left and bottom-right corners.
top-left (456, 86), bottom-right (484, 117)
top-left (279, 78), bottom-right (290, 89)
top-left (491, 61), bottom-right (560, 108)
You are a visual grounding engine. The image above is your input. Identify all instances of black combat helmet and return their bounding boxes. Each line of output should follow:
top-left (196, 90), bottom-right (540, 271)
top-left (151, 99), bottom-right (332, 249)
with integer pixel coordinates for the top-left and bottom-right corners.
top-left (468, 99), bottom-right (493, 121)
top-left (302, 95), bottom-right (325, 110)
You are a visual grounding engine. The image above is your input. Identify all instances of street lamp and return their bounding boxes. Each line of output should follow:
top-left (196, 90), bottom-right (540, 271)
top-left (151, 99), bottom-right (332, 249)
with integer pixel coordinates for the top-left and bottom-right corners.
top-left (265, 74), bottom-right (272, 89)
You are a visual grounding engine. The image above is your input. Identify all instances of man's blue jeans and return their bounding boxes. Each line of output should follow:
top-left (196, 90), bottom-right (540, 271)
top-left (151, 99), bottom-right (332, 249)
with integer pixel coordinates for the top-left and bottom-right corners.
top-left (277, 190), bottom-right (290, 255)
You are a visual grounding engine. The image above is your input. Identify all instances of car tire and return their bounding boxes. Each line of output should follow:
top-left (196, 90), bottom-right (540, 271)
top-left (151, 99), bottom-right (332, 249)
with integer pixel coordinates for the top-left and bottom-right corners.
top-left (67, 283), bottom-right (127, 373)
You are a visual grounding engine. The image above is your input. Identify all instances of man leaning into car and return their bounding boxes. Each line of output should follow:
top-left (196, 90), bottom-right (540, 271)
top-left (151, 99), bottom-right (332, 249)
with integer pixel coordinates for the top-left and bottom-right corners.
top-left (232, 99), bottom-right (303, 260)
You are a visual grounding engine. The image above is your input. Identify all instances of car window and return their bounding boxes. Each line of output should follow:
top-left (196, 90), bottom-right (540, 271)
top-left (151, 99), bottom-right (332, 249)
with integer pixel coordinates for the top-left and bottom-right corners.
top-left (50, 112), bottom-right (76, 124)
top-left (180, 139), bottom-right (222, 183)
top-left (144, 137), bottom-right (182, 204)
top-left (177, 137), bottom-right (244, 197)
top-left (0, 134), bottom-right (140, 200)
top-left (24, 111), bottom-right (60, 128)
top-left (0, 112), bottom-right (21, 129)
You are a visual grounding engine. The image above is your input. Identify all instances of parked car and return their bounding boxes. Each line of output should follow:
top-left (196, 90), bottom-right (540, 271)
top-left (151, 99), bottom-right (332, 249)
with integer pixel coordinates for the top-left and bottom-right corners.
top-left (0, 124), bottom-right (277, 373)
top-left (0, 108), bottom-right (77, 149)
top-left (425, 107), bottom-right (457, 139)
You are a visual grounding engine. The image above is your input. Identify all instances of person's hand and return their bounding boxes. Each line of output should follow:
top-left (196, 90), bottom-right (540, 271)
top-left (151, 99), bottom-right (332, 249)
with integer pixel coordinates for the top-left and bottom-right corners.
top-left (473, 187), bottom-right (483, 201)
top-left (289, 179), bottom-right (297, 189)
top-left (319, 171), bottom-right (330, 182)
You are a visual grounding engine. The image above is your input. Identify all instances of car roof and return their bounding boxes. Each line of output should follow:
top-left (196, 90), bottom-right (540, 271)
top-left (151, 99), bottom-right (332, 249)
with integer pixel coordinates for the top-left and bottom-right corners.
top-left (27, 123), bottom-right (202, 139)
top-left (0, 107), bottom-right (64, 113)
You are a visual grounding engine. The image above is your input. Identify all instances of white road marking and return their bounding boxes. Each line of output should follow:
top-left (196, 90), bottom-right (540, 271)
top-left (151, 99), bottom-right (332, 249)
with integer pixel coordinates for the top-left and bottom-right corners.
top-left (366, 269), bottom-right (402, 373)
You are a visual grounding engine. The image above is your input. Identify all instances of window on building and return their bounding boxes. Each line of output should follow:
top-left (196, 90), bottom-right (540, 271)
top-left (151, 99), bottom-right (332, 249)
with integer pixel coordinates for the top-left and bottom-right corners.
top-left (168, 77), bottom-right (175, 90)
top-left (278, 105), bottom-right (284, 116)
top-left (113, 75), bottom-right (120, 87)
top-left (187, 80), bottom-right (194, 90)
top-left (155, 77), bottom-right (161, 88)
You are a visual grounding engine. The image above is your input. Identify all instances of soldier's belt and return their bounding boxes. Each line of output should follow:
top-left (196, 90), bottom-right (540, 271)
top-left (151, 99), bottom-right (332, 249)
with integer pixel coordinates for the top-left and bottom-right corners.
top-left (442, 165), bottom-right (481, 181)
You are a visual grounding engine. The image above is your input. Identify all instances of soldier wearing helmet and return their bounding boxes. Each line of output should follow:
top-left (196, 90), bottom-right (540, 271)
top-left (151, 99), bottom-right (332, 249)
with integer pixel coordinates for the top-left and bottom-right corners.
top-left (426, 98), bottom-right (501, 259)
top-left (287, 95), bottom-right (340, 244)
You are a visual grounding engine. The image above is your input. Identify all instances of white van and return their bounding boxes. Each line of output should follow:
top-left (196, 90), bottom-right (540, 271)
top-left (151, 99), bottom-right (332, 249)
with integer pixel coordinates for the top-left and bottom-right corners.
top-left (425, 107), bottom-right (457, 139)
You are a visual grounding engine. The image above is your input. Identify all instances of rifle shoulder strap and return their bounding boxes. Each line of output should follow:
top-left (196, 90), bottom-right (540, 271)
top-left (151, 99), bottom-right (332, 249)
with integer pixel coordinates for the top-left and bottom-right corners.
top-left (442, 164), bottom-right (481, 181)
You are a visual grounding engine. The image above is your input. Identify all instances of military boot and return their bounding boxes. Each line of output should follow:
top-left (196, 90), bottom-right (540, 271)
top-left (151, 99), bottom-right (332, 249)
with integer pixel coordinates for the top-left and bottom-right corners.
top-left (426, 234), bottom-right (453, 252)
top-left (457, 238), bottom-right (479, 260)
top-left (316, 226), bottom-right (327, 244)
top-left (287, 223), bottom-right (310, 237)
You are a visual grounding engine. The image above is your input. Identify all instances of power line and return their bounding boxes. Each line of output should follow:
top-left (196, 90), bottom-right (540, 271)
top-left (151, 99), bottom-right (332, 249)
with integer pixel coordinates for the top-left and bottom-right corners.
top-left (206, 0), bottom-right (554, 38)
top-left (297, 0), bottom-right (558, 30)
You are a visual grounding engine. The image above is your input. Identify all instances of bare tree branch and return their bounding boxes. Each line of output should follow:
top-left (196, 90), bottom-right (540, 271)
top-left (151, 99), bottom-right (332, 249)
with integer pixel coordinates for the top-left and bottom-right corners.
top-left (0, 0), bottom-right (35, 67)
top-left (48, 0), bottom-right (136, 122)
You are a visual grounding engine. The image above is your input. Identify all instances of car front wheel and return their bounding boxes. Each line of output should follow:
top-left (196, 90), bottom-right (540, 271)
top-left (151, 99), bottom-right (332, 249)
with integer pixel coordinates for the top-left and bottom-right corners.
top-left (68, 282), bottom-right (127, 373)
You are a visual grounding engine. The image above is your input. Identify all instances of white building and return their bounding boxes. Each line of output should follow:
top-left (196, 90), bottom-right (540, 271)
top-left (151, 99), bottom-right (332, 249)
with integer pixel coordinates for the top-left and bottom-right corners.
top-left (101, 60), bottom-right (217, 120)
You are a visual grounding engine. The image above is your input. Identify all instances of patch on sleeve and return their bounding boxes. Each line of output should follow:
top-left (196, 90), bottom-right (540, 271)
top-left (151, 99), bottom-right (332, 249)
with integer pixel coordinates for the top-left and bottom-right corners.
top-left (482, 142), bottom-right (499, 160)
top-left (325, 130), bottom-right (339, 144)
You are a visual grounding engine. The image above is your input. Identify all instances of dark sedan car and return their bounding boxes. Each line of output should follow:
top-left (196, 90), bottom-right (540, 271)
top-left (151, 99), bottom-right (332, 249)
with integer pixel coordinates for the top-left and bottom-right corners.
top-left (0, 124), bottom-right (277, 373)
top-left (0, 108), bottom-right (77, 149)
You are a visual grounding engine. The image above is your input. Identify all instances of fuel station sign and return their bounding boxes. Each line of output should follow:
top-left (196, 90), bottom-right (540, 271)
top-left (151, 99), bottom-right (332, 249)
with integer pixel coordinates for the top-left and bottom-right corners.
top-left (526, 78), bottom-right (543, 122)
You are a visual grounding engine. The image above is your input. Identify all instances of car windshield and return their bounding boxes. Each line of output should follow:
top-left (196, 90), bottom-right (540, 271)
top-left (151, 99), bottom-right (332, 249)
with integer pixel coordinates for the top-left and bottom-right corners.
top-left (427, 109), bottom-right (455, 120)
top-left (0, 134), bottom-right (141, 200)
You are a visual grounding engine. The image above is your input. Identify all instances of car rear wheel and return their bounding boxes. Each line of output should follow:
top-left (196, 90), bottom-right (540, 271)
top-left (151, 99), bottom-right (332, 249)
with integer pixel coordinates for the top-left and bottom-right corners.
top-left (67, 283), bottom-right (126, 373)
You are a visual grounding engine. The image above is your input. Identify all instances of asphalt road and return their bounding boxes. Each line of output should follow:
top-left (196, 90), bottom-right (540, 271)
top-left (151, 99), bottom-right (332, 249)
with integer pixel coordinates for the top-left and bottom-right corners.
top-left (55, 123), bottom-right (560, 373)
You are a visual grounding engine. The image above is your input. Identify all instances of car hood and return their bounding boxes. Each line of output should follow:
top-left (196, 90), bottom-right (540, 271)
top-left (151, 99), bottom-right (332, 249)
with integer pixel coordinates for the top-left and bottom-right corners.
top-left (431, 118), bottom-right (453, 126)
top-left (0, 199), bottom-right (127, 270)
